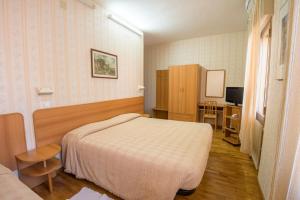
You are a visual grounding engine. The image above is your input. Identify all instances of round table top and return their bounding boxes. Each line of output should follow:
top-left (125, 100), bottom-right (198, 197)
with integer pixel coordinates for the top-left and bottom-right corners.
top-left (16, 144), bottom-right (61, 163)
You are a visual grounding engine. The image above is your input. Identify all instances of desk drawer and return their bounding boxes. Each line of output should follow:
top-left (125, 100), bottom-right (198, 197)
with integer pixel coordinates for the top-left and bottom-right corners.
top-left (168, 112), bottom-right (196, 122)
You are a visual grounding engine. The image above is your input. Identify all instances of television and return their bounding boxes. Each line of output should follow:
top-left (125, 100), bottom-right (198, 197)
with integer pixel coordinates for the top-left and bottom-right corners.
top-left (226, 87), bottom-right (244, 106)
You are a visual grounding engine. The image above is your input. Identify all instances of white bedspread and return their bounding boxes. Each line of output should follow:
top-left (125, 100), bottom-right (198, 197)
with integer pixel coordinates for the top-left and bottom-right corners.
top-left (62, 113), bottom-right (212, 200)
top-left (0, 164), bottom-right (42, 200)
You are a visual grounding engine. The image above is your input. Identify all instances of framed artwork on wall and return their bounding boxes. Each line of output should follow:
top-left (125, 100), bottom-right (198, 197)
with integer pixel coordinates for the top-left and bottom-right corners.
top-left (276, 1), bottom-right (289, 80)
top-left (205, 69), bottom-right (226, 98)
top-left (91, 49), bottom-right (118, 79)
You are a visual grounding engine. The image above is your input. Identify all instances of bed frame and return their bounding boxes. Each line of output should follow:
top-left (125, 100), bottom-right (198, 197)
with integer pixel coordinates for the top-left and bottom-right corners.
top-left (33, 96), bottom-right (197, 196)
top-left (0, 113), bottom-right (27, 171)
top-left (177, 188), bottom-right (196, 196)
top-left (33, 96), bottom-right (144, 147)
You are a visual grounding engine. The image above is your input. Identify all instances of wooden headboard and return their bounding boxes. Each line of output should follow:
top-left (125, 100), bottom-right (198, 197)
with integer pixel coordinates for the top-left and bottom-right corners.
top-left (33, 96), bottom-right (144, 147)
top-left (0, 113), bottom-right (27, 170)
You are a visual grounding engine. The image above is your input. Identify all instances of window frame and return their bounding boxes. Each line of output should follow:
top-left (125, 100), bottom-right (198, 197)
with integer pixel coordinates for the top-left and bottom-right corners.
top-left (256, 20), bottom-right (272, 125)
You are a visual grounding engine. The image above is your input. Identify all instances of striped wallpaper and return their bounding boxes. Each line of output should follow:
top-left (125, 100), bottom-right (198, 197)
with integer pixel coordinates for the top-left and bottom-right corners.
top-left (144, 31), bottom-right (248, 113)
top-left (0, 0), bottom-right (144, 150)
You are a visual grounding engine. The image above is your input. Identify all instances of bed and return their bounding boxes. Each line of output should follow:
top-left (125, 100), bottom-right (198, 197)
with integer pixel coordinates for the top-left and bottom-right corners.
top-left (0, 164), bottom-right (42, 200)
top-left (62, 113), bottom-right (212, 200)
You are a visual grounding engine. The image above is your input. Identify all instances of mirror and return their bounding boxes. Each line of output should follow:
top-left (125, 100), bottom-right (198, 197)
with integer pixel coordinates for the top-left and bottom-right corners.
top-left (205, 70), bottom-right (226, 98)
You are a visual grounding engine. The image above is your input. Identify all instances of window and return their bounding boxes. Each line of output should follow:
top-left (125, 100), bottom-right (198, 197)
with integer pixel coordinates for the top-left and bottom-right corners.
top-left (256, 22), bottom-right (271, 124)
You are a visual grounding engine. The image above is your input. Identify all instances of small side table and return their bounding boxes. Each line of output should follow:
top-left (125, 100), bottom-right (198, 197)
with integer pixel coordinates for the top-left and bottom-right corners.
top-left (15, 144), bottom-right (62, 192)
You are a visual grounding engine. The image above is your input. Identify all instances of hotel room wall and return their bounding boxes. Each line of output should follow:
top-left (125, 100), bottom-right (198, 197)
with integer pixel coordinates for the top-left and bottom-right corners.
top-left (0, 0), bottom-right (144, 150)
top-left (257, 0), bottom-right (291, 199)
top-left (144, 31), bottom-right (248, 114)
top-left (271, 0), bottom-right (300, 198)
top-left (287, 138), bottom-right (300, 199)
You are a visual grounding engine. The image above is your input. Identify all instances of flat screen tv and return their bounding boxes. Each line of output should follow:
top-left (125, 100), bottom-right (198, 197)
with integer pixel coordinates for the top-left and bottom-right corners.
top-left (226, 87), bottom-right (244, 106)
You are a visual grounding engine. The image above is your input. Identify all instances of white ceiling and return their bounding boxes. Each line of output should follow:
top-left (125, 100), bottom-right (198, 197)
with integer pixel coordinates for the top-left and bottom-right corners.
top-left (96, 0), bottom-right (248, 45)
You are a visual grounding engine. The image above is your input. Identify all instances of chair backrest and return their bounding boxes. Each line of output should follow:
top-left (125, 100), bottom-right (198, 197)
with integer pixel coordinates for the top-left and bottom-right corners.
top-left (204, 101), bottom-right (217, 115)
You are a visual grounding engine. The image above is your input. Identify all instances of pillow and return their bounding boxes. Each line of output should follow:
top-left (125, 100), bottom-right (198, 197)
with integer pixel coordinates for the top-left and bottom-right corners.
top-left (65, 113), bottom-right (141, 140)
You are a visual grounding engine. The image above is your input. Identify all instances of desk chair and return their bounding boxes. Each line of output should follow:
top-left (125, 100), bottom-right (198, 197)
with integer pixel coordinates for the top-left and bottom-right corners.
top-left (203, 101), bottom-right (217, 131)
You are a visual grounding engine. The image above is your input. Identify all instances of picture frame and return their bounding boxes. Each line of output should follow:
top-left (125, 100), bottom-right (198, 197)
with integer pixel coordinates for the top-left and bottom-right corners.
top-left (91, 49), bottom-right (118, 79)
top-left (205, 69), bottom-right (226, 98)
top-left (276, 1), bottom-right (289, 80)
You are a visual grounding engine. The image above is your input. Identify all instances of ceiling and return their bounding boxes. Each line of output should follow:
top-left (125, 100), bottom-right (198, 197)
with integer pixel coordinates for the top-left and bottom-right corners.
top-left (96, 0), bottom-right (248, 45)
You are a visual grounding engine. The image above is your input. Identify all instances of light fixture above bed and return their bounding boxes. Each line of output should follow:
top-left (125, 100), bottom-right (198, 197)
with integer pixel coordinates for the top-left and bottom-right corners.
top-left (36, 87), bottom-right (54, 95)
top-left (107, 14), bottom-right (143, 37)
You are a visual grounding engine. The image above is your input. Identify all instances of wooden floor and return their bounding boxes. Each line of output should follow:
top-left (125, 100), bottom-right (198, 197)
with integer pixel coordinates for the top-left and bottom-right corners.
top-left (33, 131), bottom-right (263, 200)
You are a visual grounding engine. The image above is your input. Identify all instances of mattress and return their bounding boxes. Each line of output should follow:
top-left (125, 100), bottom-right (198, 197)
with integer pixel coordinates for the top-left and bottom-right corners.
top-left (0, 164), bottom-right (42, 200)
top-left (62, 113), bottom-right (212, 200)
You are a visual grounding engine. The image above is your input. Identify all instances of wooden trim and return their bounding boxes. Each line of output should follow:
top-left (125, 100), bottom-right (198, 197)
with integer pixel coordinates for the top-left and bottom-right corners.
top-left (205, 69), bottom-right (226, 98)
top-left (33, 96), bottom-right (144, 147)
top-left (0, 113), bottom-right (27, 171)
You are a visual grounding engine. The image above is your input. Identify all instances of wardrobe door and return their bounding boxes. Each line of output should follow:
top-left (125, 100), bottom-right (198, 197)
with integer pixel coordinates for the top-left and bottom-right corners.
top-left (178, 66), bottom-right (187, 114)
top-left (183, 65), bottom-right (198, 116)
top-left (156, 70), bottom-right (169, 110)
top-left (168, 65), bottom-right (199, 122)
top-left (168, 66), bottom-right (180, 114)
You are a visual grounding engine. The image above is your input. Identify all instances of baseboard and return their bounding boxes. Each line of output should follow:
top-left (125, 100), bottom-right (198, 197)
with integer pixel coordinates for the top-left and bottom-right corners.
top-left (251, 154), bottom-right (259, 169)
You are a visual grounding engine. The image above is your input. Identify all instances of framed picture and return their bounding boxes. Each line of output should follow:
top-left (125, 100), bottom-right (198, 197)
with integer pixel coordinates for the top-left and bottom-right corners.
top-left (205, 69), bottom-right (226, 98)
top-left (276, 2), bottom-right (289, 80)
top-left (91, 49), bottom-right (118, 79)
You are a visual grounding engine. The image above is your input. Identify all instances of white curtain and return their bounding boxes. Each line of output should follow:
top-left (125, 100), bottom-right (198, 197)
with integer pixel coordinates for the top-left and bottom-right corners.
top-left (239, 0), bottom-right (260, 154)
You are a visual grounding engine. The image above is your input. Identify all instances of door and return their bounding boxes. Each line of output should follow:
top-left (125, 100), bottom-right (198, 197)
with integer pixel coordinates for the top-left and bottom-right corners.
top-left (182, 65), bottom-right (198, 115)
top-left (168, 66), bottom-right (181, 114)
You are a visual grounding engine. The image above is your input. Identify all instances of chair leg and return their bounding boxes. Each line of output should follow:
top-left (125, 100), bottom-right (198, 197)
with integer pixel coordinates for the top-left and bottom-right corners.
top-left (215, 118), bottom-right (217, 131)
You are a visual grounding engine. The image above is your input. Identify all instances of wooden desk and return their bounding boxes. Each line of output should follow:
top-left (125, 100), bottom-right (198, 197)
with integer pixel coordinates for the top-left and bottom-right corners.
top-left (198, 103), bottom-right (226, 130)
top-left (16, 144), bottom-right (62, 192)
top-left (198, 103), bottom-right (225, 110)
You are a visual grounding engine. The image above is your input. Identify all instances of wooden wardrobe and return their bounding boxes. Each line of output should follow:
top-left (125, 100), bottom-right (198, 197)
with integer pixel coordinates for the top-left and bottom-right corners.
top-left (168, 64), bottom-right (201, 122)
top-left (153, 70), bottom-right (169, 119)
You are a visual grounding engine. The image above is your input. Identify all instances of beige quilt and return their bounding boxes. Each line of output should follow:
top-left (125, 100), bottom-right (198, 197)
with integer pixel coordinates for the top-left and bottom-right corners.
top-left (0, 164), bottom-right (42, 200)
top-left (62, 113), bottom-right (212, 200)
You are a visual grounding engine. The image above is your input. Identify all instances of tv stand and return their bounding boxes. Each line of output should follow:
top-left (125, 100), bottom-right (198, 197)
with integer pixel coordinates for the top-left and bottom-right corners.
top-left (223, 105), bottom-right (242, 146)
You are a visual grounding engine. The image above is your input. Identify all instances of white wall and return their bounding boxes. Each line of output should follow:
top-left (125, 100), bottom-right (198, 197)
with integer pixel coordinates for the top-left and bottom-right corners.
top-left (258, 0), bottom-right (291, 198)
top-left (0, 0), bottom-right (144, 150)
top-left (287, 137), bottom-right (300, 199)
top-left (272, 0), bottom-right (300, 198)
top-left (144, 31), bottom-right (248, 113)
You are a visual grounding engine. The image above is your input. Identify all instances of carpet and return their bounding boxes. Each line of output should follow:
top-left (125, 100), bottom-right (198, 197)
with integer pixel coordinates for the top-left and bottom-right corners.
top-left (70, 187), bottom-right (113, 200)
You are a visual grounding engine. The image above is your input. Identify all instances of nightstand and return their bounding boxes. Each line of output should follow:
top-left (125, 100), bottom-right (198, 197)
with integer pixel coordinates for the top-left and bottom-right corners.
top-left (15, 144), bottom-right (62, 192)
